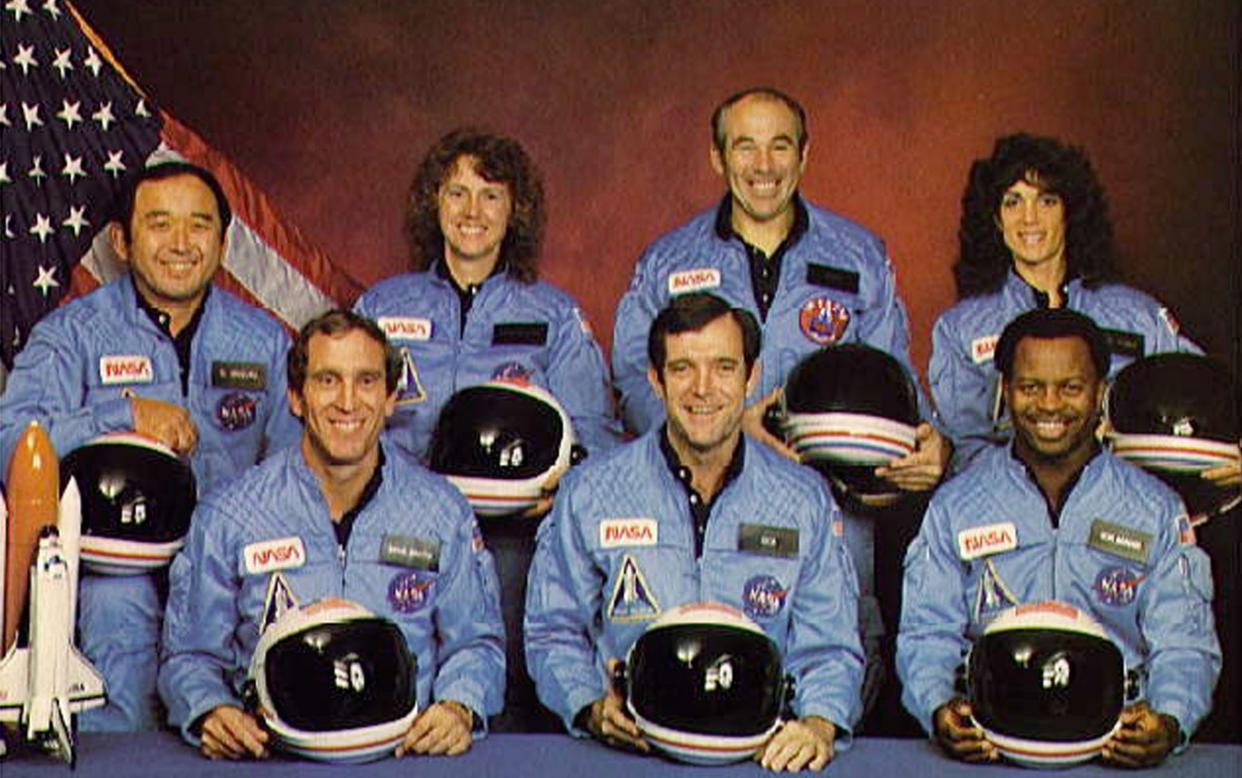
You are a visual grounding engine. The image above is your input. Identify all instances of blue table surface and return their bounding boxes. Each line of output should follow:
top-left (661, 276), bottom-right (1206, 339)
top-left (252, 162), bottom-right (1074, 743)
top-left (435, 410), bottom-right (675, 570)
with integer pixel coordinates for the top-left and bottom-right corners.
top-left (3, 732), bottom-right (1239, 777)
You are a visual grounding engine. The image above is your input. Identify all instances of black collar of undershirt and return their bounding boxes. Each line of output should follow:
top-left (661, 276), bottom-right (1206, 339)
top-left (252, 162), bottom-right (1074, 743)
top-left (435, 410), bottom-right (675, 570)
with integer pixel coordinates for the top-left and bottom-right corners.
top-left (1018, 272), bottom-right (1074, 309)
top-left (713, 194), bottom-right (808, 320)
top-left (334, 446), bottom-right (386, 549)
top-left (1011, 442), bottom-right (1101, 527)
top-left (658, 426), bottom-right (745, 558)
top-left (712, 192), bottom-right (809, 249)
top-left (434, 257), bottom-right (507, 334)
top-left (133, 278), bottom-right (208, 396)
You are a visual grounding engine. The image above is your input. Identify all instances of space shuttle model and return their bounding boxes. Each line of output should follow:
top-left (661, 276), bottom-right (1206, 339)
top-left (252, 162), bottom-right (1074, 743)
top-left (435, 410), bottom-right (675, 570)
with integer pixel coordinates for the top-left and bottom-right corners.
top-left (0, 422), bottom-right (106, 765)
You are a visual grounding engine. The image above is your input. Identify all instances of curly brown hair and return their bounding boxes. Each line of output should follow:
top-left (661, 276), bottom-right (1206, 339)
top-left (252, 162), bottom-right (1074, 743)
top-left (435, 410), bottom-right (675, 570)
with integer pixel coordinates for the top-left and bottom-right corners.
top-left (405, 129), bottom-right (544, 283)
top-left (954, 133), bottom-right (1118, 299)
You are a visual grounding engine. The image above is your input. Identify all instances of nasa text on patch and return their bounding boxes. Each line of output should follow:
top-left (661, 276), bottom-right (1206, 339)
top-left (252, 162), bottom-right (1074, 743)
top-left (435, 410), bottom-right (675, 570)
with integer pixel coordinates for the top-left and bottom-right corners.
top-left (599, 518), bottom-right (658, 548)
top-left (99, 354), bottom-right (153, 385)
top-left (806, 263), bottom-right (860, 294)
top-left (971, 335), bottom-right (999, 365)
top-left (957, 522), bottom-right (1018, 560)
top-left (378, 316), bottom-right (433, 341)
top-left (244, 536), bottom-right (307, 575)
top-left (1088, 520), bottom-right (1150, 565)
top-left (737, 523), bottom-right (799, 558)
top-left (211, 361), bottom-right (266, 390)
top-left (667, 268), bottom-right (721, 296)
top-left (380, 534), bottom-right (441, 572)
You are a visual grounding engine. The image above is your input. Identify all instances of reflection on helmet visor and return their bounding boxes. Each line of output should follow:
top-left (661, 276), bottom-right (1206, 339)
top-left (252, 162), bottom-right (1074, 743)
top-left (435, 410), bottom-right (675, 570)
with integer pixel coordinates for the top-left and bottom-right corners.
top-left (430, 387), bottom-right (564, 479)
top-left (969, 628), bottom-right (1124, 742)
top-left (265, 619), bottom-right (416, 732)
top-left (62, 443), bottom-right (196, 542)
top-left (629, 625), bottom-right (783, 736)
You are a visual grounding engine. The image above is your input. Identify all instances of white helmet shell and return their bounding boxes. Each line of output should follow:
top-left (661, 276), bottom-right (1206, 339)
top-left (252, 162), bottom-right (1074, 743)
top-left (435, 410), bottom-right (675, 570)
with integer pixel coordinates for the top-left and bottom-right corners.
top-left (249, 598), bottom-right (418, 763)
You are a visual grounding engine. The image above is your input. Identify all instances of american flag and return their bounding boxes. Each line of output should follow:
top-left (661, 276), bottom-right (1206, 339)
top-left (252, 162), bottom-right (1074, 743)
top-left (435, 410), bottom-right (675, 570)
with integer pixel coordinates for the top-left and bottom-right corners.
top-left (0, 0), bottom-right (364, 376)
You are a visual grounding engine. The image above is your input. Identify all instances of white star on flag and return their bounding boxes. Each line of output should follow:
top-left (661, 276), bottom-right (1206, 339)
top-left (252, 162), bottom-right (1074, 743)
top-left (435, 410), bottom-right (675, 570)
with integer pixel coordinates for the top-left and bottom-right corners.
top-left (61, 152), bottom-right (85, 183)
top-left (62, 205), bottom-right (89, 235)
top-left (32, 265), bottom-right (60, 296)
top-left (5, 0), bottom-right (32, 22)
top-left (51, 47), bottom-right (73, 78)
top-left (102, 149), bottom-right (125, 177)
top-left (13, 43), bottom-right (38, 75)
top-left (55, 98), bottom-right (81, 128)
top-left (21, 100), bottom-right (42, 130)
top-left (27, 153), bottom-right (45, 182)
top-left (41, 0), bottom-right (60, 19)
top-left (91, 100), bottom-right (114, 130)
top-left (82, 46), bottom-right (101, 76)
top-left (28, 212), bottom-right (54, 242)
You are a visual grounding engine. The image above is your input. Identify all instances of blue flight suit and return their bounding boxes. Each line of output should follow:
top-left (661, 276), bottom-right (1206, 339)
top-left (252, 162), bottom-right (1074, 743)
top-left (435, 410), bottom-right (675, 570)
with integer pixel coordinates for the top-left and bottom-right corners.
top-left (897, 444), bottom-right (1219, 738)
top-left (0, 277), bottom-right (300, 731)
top-left (158, 443), bottom-right (505, 746)
top-left (525, 431), bottom-right (864, 742)
top-left (930, 271), bottom-right (1202, 471)
top-left (354, 264), bottom-right (621, 460)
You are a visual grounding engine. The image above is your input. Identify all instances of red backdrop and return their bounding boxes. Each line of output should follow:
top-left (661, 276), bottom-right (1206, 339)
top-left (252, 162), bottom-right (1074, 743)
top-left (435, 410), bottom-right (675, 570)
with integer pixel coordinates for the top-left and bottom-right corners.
top-left (77, 0), bottom-right (1239, 378)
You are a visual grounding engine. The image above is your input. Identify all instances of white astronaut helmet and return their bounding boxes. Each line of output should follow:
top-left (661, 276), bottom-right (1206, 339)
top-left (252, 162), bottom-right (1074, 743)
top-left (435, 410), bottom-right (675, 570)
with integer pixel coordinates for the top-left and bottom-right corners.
top-left (428, 380), bottom-right (576, 517)
top-left (619, 602), bottom-right (787, 765)
top-left (967, 601), bottom-right (1126, 768)
top-left (59, 432), bottom-right (196, 574)
top-left (780, 344), bottom-right (919, 510)
top-left (248, 598), bottom-right (418, 763)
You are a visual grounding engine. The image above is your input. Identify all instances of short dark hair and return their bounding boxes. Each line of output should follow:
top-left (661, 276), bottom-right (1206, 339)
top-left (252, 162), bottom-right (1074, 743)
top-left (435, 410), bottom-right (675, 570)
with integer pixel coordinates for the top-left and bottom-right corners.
top-left (287, 310), bottom-right (402, 395)
top-left (711, 87), bottom-right (809, 154)
top-left (115, 162), bottom-right (233, 242)
top-left (954, 133), bottom-right (1118, 298)
top-left (406, 129), bottom-right (544, 283)
top-left (995, 308), bottom-right (1110, 381)
top-left (647, 293), bottom-right (761, 383)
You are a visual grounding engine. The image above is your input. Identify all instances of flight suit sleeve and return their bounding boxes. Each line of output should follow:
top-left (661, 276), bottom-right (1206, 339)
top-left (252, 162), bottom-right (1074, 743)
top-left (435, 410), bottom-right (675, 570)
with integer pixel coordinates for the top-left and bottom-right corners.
top-left (0, 319), bottom-right (133, 467)
top-left (430, 508), bottom-right (507, 722)
top-left (546, 305), bottom-right (622, 456)
top-left (610, 248), bottom-right (667, 436)
top-left (896, 498), bottom-right (973, 735)
top-left (524, 479), bottom-right (609, 732)
top-left (158, 502), bottom-right (248, 745)
top-left (1139, 502), bottom-right (1221, 740)
top-left (784, 490), bottom-right (866, 746)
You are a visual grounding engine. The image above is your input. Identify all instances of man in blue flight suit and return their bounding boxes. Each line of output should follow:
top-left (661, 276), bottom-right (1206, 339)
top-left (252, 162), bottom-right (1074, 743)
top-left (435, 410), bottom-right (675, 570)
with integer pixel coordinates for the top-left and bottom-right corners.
top-left (610, 87), bottom-right (948, 719)
top-left (897, 308), bottom-right (1219, 767)
top-left (527, 293), bottom-right (863, 772)
top-left (0, 162), bottom-right (301, 731)
top-left (158, 310), bottom-right (504, 759)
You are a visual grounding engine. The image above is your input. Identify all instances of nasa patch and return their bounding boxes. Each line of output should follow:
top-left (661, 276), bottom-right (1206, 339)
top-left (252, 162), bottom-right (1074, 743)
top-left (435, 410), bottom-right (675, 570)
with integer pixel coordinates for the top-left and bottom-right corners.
top-left (491, 361), bottom-right (533, 384)
top-left (244, 537), bottom-right (306, 575)
top-left (216, 392), bottom-right (258, 431)
top-left (99, 354), bottom-right (153, 385)
top-left (378, 316), bottom-right (432, 341)
top-left (742, 574), bottom-right (788, 620)
top-left (970, 335), bottom-right (999, 365)
top-left (1094, 566), bottom-right (1144, 607)
top-left (388, 570), bottom-right (435, 614)
top-left (599, 518), bottom-right (658, 548)
top-left (798, 297), bottom-right (850, 345)
top-left (667, 268), bottom-right (721, 296)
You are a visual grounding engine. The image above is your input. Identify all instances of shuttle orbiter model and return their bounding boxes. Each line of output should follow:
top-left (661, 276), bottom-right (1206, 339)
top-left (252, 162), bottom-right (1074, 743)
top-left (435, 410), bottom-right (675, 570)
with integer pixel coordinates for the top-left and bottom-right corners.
top-left (0, 422), bottom-right (106, 764)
